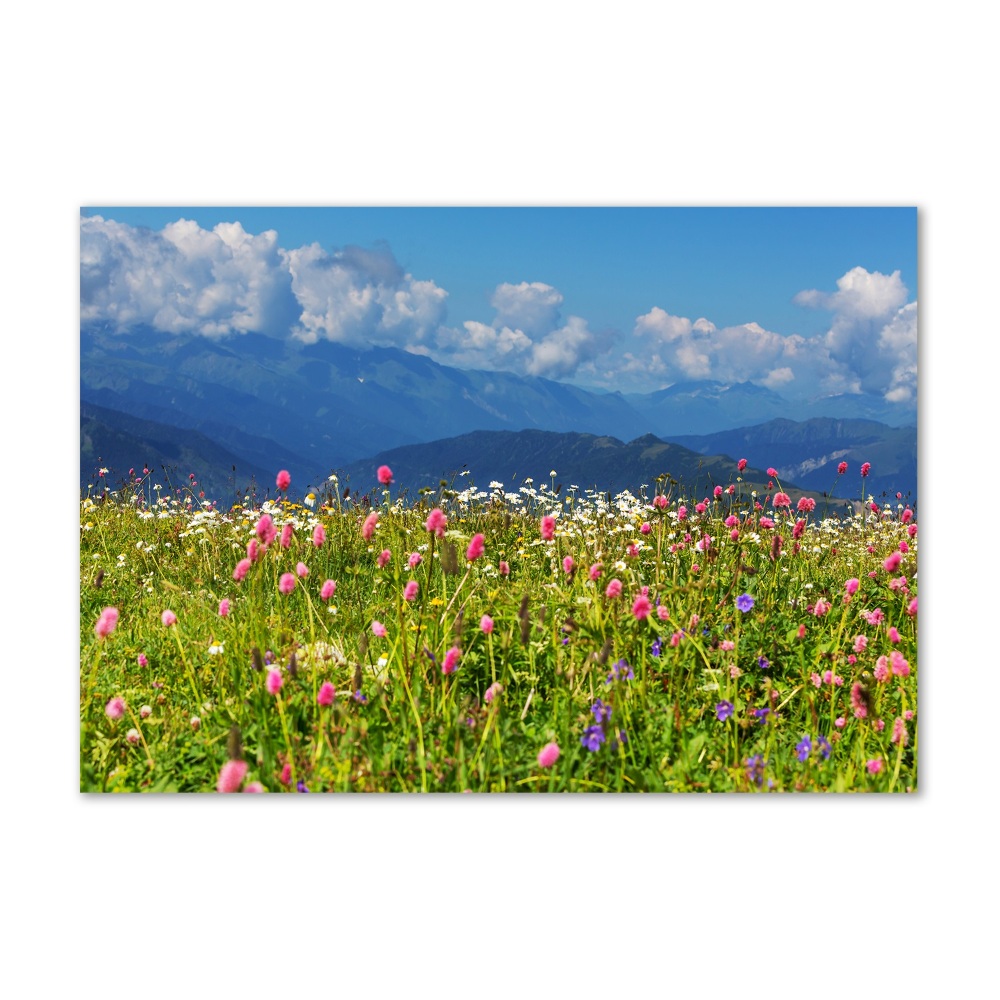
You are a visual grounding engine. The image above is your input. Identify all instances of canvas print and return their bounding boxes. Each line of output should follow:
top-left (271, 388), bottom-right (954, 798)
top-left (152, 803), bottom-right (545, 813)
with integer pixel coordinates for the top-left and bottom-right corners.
top-left (80, 207), bottom-right (917, 792)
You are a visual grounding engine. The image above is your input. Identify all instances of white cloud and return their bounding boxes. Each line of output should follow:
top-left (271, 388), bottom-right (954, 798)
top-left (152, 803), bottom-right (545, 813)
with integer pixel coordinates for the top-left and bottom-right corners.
top-left (80, 215), bottom-right (299, 337)
top-left (490, 281), bottom-right (563, 336)
top-left (628, 267), bottom-right (917, 407)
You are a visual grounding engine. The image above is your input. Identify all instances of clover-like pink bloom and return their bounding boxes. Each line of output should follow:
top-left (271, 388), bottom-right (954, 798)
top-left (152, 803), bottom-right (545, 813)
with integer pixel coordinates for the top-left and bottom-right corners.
top-left (861, 462), bottom-right (871, 477)
top-left (278, 573), bottom-right (296, 595)
top-left (317, 682), bottom-right (336, 707)
top-left (772, 492), bottom-right (791, 509)
top-left (403, 581), bottom-right (419, 602)
top-left (217, 760), bottom-right (249, 793)
top-left (632, 594), bottom-right (651, 620)
top-left (866, 758), bottom-right (883, 775)
top-left (737, 458), bottom-right (747, 472)
top-left (276, 470), bottom-right (291, 491)
top-left (873, 656), bottom-right (890, 682)
top-left (313, 523), bottom-right (325, 547)
top-left (362, 512), bottom-right (379, 541)
top-left (161, 609), bottom-right (177, 627)
top-left (377, 465), bottom-right (393, 486)
top-left (371, 620), bottom-right (387, 637)
top-left (890, 650), bottom-right (910, 677)
top-left (266, 669), bottom-right (283, 695)
top-left (589, 563), bottom-right (602, 581)
top-left (480, 614), bottom-right (494, 634)
top-left (563, 556), bottom-right (575, 574)
top-left (466, 533), bottom-right (485, 561)
top-left (499, 561), bottom-right (510, 576)
top-left (320, 579), bottom-right (336, 601)
top-left (714, 486), bottom-right (723, 499)
top-left (105, 696), bottom-right (125, 720)
top-left (845, 578), bottom-right (860, 596)
top-left (218, 599), bottom-right (230, 617)
top-left (837, 461), bottom-right (848, 475)
top-left (94, 607), bottom-right (119, 639)
top-left (233, 558), bottom-right (252, 582)
top-left (605, 579), bottom-right (622, 598)
top-left (677, 505), bottom-right (687, 520)
top-left (797, 497), bottom-right (816, 513)
top-left (377, 549), bottom-right (391, 569)
top-left (484, 681), bottom-right (503, 703)
top-left (883, 551), bottom-right (902, 573)
top-left (653, 494), bottom-right (668, 509)
top-left (256, 513), bottom-right (277, 547)
top-left (408, 552), bottom-right (422, 569)
top-left (425, 508), bottom-right (448, 537)
top-left (280, 523), bottom-right (294, 549)
top-left (540, 515), bottom-right (555, 540)
top-left (537, 742), bottom-right (561, 768)
top-left (442, 646), bottom-right (461, 674)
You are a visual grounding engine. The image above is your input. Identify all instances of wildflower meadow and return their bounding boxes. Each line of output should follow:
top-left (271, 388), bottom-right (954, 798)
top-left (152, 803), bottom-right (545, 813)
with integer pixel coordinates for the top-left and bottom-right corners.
top-left (80, 461), bottom-right (917, 792)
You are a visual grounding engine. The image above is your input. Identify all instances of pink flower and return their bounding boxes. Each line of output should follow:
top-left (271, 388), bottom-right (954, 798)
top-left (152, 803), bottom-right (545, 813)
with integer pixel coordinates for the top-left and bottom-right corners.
top-left (466, 533), bottom-right (485, 561)
top-left (256, 514), bottom-right (277, 547)
top-left (137, 653), bottom-right (148, 668)
top-left (563, 555), bottom-right (575, 574)
top-left (266, 669), bottom-right (283, 695)
top-left (813, 598), bottom-right (831, 617)
top-left (233, 558), bottom-right (252, 582)
top-left (540, 515), bottom-right (556, 540)
top-left (890, 650), bottom-right (910, 677)
top-left (276, 469), bottom-right (291, 491)
top-left (772, 492), bottom-right (791, 509)
top-left (499, 561), bottom-right (510, 576)
top-left (279, 763), bottom-right (292, 785)
top-left (811, 673), bottom-right (822, 688)
top-left (377, 549), bottom-right (391, 569)
top-left (888, 626), bottom-right (901, 643)
top-left (362, 512), bottom-right (379, 541)
top-left (853, 634), bottom-right (868, 654)
top-left (737, 458), bottom-right (747, 471)
top-left (907, 597), bottom-right (917, 617)
top-left (425, 508), bottom-right (448, 537)
top-left (403, 580), bottom-right (419, 602)
top-left (317, 682), bottom-right (337, 706)
top-left (653, 494), bottom-right (668, 509)
top-left (860, 462), bottom-right (871, 477)
top-left (713, 486), bottom-right (723, 500)
top-left (883, 551), bottom-right (902, 573)
top-left (605, 579), bottom-right (622, 599)
top-left (677, 505), bottom-right (687, 520)
top-left (850, 682), bottom-right (868, 719)
top-left (589, 563), bottom-right (603, 581)
top-left (767, 467), bottom-right (778, 478)
top-left (217, 760), bottom-right (249, 793)
top-left (243, 782), bottom-right (265, 793)
top-left (874, 656), bottom-right (890, 682)
top-left (845, 578), bottom-right (860, 596)
top-left (372, 620), bottom-right (387, 637)
top-left (105, 696), bottom-right (125, 720)
top-left (695, 502), bottom-right (707, 514)
top-left (377, 465), bottom-right (394, 486)
top-left (280, 523), bottom-right (293, 549)
top-left (632, 594), bottom-right (652, 620)
top-left (891, 717), bottom-right (908, 745)
top-left (218, 599), bottom-right (230, 617)
top-left (126, 728), bottom-right (141, 746)
top-left (313, 523), bottom-right (325, 547)
top-left (837, 461), bottom-right (848, 475)
top-left (796, 497), bottom-right (816, 513)
top-left (866, 759), bottom-right (883, 775)
top-left (901, 508), bottom-right (913, 524)
top-left (140, 705), bottom-right (152, 719)
top-left (94, 607), bottom-right (119, 639)
top-left (759, 516), bottom-right (775, 529)
top-left (537, 742), bottom-right (561, 768)
top-left (320, 579), bottom-right (336, 601)
top-left (792, 519), bottom-right (805, 540)
top-left (442, 646), bottom-right (461, 674)
top-left (246, 538), bottom-right (260, 562)
top-left (480, 614), bottom-right (494, 634)
top-left (640, 522), bottom-right (651, 535)
top-left (627, 543), bottom-right (640, 558)
top-left (190, 716), bottom-right (201, 731)
top-left (484, 681), bottom-right (503, 703)
top-left (408, 552), bottom-right (422, 569)
top-left (296, 561), bottom-right (309, 578)
top-left (161, 609), bottom-right (177, 627)
top-left (834, 716), bottom-right (846, 729)
top-left (657, 605), bottom-right (669, 621)
top-left (278, 573), bottom-right (296, 594)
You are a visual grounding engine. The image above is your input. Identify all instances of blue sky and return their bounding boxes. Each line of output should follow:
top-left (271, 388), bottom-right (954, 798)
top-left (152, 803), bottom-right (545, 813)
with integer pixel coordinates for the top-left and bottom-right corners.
top-left (81, 206), bottom-right (917, 406)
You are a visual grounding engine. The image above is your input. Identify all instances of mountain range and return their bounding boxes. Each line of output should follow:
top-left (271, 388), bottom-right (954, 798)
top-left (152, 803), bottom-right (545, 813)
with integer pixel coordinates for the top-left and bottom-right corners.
top-left (80, 325), bottom-right (917, 507)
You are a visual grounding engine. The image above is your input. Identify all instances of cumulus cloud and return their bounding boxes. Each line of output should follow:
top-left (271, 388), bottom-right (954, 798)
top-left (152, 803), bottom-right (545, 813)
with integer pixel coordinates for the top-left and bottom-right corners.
top-left (630, 266), bottom-right (917, 406)
top-left (490, 282), bottom-right (564, 336)
top-left (285, 242), bottom-right (448, 349)
top-left (80, 215), bottom-right (300, 337)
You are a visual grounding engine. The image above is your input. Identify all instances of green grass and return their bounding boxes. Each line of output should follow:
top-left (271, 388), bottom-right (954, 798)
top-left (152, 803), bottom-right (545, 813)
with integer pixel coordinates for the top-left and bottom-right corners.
top-left (80, 469), bottom-right (917, 792)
